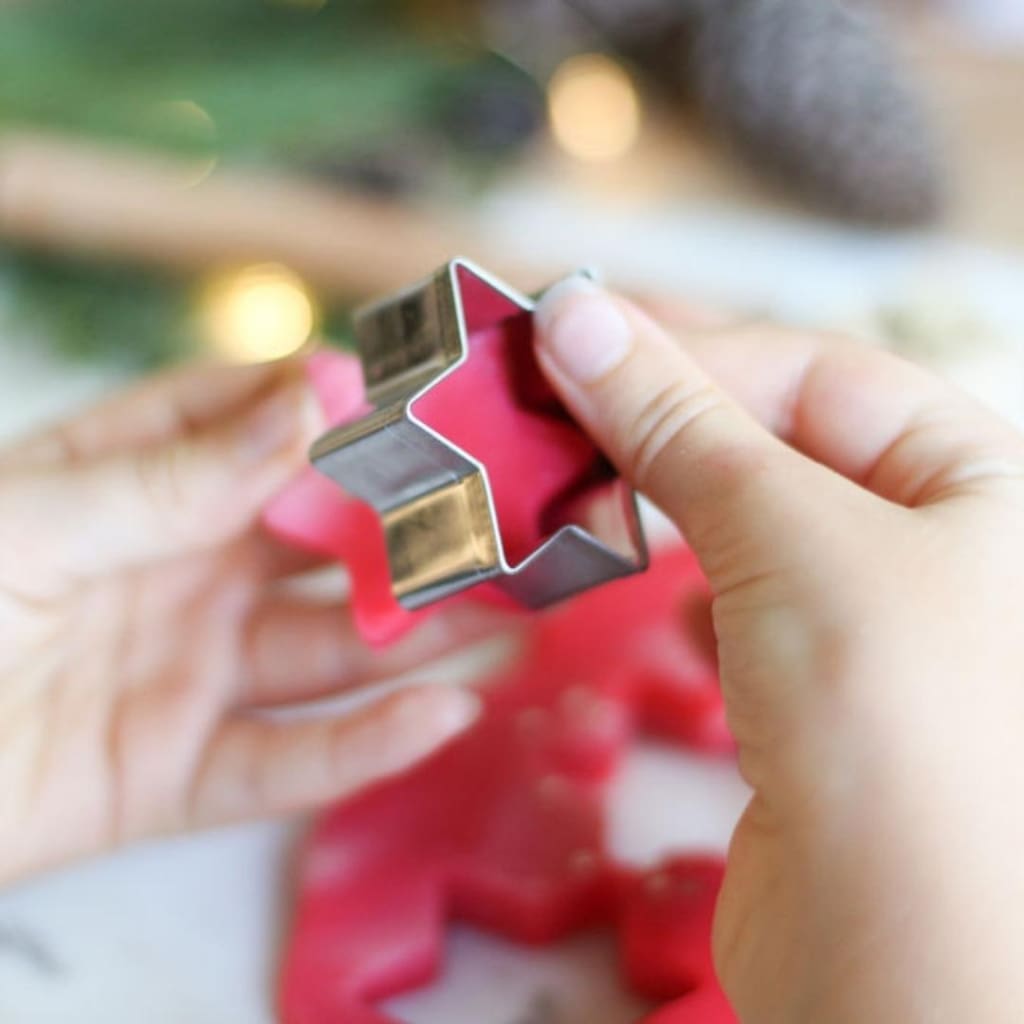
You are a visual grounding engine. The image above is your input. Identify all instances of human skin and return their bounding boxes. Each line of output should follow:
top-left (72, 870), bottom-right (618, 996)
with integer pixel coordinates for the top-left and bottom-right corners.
top-left (3, 289), bottom-right (1023, 1023)
top-left (0, 357), bottom-right (486, 884)
top-left (534, 279), bottom-right (1024, 1024)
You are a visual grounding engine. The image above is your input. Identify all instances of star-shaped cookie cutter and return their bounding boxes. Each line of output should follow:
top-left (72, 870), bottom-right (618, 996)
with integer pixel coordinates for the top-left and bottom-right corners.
top-left (309, 258), bottom-right (648, 611)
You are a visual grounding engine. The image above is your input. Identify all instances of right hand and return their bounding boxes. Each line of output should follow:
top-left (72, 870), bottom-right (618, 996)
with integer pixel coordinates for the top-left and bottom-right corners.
top-left (535, 280), bottom-right (1024, 1024)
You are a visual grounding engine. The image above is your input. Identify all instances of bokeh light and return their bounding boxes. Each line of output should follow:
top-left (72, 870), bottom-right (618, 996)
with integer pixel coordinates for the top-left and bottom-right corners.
top-left (198, 263), bottom-right (317, 363)
top-left (151, 99), bottom-right (219, 187)
top-left (547, 53), bottom-right (641, 163)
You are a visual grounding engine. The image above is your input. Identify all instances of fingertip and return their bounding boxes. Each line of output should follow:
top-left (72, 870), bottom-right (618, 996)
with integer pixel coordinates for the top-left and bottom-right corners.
top-left (534, 276), bottom-right (634, 386)
top-left (391, 684), bottom-right (482, 744)
top-left (298, 376), bottom-right (326, 448)
top-left (234, 373), bottom-right (323, 472)
top-left (344, 685), bottom-right (481, 784)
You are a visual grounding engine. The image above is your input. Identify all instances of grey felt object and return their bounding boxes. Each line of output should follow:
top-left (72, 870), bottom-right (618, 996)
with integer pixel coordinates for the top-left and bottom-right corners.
top-left (487, 0), bottom-right (946, 225)
top-left (684, 0), bottom-right (945, 224)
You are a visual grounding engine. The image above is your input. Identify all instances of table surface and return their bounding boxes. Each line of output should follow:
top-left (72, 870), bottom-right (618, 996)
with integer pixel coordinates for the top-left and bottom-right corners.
top-left (1, 191), bottom-right (1023, 1023)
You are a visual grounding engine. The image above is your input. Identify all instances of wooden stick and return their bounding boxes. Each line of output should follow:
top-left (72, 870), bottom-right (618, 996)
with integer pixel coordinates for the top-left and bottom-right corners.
top-left (0, 133), bottom-right (548, 298)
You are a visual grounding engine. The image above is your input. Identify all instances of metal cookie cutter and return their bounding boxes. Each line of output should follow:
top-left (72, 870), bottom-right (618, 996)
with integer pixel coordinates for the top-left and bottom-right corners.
top-left (309, 258), bottom-right (648, 610)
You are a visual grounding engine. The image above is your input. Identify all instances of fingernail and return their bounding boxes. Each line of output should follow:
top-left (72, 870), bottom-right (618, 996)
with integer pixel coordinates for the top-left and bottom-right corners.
top-left (534, 276), bottom-right (633, 384)
top-left (430, 687), bottom-right (482, 738)
top-left (239, 378), bottom-right (321, 468)
top-left (376, 687), bottom-right (481, 778)
top-left (398, 686), bottom-right (481, 741)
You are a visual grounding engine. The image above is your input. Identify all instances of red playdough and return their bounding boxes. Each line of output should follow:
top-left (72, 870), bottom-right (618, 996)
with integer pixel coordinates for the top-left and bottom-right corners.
top-left (279, 548), bottom-right (734, 1024)
top-left (263, 350), bottom-right (443, 646)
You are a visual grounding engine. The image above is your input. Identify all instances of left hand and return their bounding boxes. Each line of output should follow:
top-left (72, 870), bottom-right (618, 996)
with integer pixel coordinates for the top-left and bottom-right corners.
top-left (0, 356), bottom-right (485, 885)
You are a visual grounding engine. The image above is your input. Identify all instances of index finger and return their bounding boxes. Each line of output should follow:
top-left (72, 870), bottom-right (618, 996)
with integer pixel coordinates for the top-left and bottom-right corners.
top-left (0, 355), bottom-right (307, 469)
top-left (662, 317), bottom-right (1024, 508)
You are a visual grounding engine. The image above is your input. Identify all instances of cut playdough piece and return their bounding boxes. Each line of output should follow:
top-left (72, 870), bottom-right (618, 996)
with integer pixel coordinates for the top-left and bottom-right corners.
top-left (279, 547), bottom-right (734, 1024)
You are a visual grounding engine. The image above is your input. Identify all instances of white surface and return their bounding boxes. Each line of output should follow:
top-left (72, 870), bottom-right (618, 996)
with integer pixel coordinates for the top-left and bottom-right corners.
top-left (0, 822), bottom-right (298, 1024)
top-left (1, 196), bottom-right (1023, 1023)
top-left (0, 749), bottom-right (746, 1024)
top-left (939, 0), bottom-right (1024, 45)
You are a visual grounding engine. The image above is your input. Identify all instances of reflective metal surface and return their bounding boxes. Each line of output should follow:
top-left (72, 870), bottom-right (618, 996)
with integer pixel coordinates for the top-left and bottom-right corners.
top-left (309, 257), bottom-right (648, 610)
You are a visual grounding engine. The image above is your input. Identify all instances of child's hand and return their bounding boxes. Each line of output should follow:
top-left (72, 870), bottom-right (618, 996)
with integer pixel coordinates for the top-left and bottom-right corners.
top-left (536, 281), bottom-right (1024, 1023)
top-left (0, 358), bottom-right (483, 884)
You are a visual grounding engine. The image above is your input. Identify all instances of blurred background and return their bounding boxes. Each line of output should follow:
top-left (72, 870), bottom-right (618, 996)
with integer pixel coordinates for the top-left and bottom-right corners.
top-left (0, 1), bottom-right (1022, 1021)
top-left (1, 0), bottom-right (1023, 428)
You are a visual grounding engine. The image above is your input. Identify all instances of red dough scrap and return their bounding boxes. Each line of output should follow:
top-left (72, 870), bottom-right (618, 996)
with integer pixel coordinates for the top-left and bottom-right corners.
top-left (262, 349), bottom-right (448, 647)
top-left (279, 547), bottom-right (735, 1024)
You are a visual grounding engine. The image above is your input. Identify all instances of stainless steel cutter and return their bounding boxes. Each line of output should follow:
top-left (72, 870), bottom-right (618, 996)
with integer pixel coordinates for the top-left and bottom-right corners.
top-left (309, 257), bottom-right (648, 610)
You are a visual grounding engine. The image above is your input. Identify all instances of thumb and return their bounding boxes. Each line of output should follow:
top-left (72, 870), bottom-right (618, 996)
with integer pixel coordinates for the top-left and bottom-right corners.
top-left (534, 279), bottom-right (822, 590)
top-left (2, 371), bottom-right (322, 584)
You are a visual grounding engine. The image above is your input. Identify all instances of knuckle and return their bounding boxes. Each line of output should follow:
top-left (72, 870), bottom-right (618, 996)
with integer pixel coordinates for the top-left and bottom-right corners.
top-left (625, 379), bottom-right (724, 488)
top-left (48, 423), bottom-right (83, 464)
top-left (242, 737), bottom-right (274, 812)
top-left (134, 444), bottom-right (196, 534)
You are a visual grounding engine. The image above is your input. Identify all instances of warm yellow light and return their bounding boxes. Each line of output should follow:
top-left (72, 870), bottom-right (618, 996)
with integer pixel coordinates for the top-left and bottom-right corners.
top-left (199, 264), bottom-right (317, 363)
top-left (547, 53), bottom-right (641, 163)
